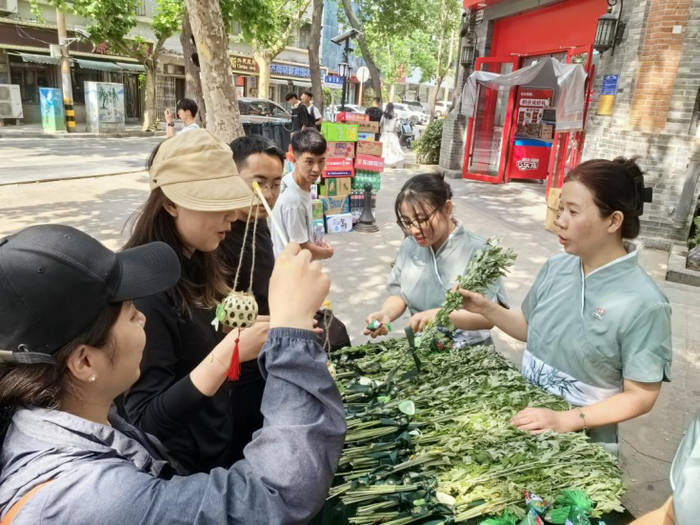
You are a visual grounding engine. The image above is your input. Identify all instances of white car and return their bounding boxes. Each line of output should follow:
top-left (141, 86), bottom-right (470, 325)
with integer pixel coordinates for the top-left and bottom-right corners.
top-left (390, 103), bottom-right (427, 125)
top-left (434, 101), bottom-right (453, 117)
top-left (401, 100), bottom-right (429, 124)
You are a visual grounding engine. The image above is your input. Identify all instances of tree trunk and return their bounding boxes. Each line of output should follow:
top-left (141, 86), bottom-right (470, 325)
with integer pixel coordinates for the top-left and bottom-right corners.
top-left (452, 9), bottom-right (475, 114)
top-left (142, 58), bottom-right (158, 132)
top-left (184, 0), bottom-right (243, 142)
top-left (308, 0), bottom-right (324, 112)
top-left (388, 83), bottom-right (395, 102)
top-left (428, 35), bottom-right (445, 122)
top-left (180, 7), bottom-right (206, 127)
top-left (340, 0), bottom-right (382, 102)
top-left (253, 50), bottom-right (272, 100)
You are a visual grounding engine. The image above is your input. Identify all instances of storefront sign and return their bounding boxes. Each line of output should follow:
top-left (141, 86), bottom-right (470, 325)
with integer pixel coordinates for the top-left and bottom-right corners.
top-left (230, 55), bottom-right (258, 75)
top-left (270, 62), bottom-right (311, 79)
top-left (597, 74), bottom-right (619, 116)
top-left (515, 88), bottom-right (553, 138)
top-left (325, 74), bottom-right (344, 86)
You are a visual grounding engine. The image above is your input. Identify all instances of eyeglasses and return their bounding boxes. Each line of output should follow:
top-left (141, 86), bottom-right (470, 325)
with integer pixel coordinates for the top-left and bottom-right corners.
top-left (255, 180), bottom-right (282, 192)
top-left (397, 207), bottom-right (439, 230)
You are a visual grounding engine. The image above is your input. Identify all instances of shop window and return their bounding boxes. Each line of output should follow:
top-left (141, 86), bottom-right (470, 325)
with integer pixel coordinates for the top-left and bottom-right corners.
top-left (175, 78), bottom-right (185, 103)
top-left (9, 64), bottom-right (56, 104)
top-left (72, 69), bottom-right (103, 104)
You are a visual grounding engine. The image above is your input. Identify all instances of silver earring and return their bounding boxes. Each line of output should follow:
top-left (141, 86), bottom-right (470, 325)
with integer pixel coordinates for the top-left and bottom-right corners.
top-left (89, 375), bottom-right (97, 383)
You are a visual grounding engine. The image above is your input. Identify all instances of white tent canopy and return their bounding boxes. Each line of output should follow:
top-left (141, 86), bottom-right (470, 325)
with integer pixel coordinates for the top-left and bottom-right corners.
top-left (461, 57), bottom-right (587, 132)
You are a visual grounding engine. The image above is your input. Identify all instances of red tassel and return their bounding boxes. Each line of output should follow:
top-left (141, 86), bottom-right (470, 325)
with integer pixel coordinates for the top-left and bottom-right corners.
top-left (227, 329), bottom-right (241, 381)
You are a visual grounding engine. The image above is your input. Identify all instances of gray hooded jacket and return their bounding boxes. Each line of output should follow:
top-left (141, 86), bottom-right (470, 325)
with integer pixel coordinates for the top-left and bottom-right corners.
top-left (0, 328), bottom-right (346, 524)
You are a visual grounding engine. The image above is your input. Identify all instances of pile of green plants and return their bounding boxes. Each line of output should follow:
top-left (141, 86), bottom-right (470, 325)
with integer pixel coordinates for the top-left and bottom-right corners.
top-left (315, 240), bottom-right (624, 524)
top-left (414, 119), bottom-right (444, 165)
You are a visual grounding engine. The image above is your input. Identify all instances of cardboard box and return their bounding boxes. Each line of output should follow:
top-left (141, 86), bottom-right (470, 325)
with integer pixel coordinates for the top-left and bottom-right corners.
top-left (336, 112), bottom-right (369, 123)
top-left (326, 213), bottom-right (353, 233)
top-left (323, 168), bottom-right (354, 178)
top-left (357, 132), bottom-right (376, 141)
top-left (326, 141), bottom-right (355, 158)
top-left (352, 170), bottom-right (381, 192)
top-left (320, 195), bottom-right (350, 216)
top-left (356, 140), bottom-right (383, 157)
top-left (355, 154), bottom-right (385, 172)
top-left (324, 157), bottom-right (354, 171)
top-left (544, 188), bottom-right (561, 233)
top-left (321, 122), bottom-right (359, 142)
top-left (357, 121), bottom-right (380, 134)
top-left (320, 177), bottom-right (352, 197)
top-left (311, 199), bottom-right (324, 220)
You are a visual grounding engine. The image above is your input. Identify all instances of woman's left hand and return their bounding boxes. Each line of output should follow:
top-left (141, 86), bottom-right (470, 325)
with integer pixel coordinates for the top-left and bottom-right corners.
top-left (408, 309), bottom-right (439, 333)
top-left (511, 407), bottom-right (577, 434)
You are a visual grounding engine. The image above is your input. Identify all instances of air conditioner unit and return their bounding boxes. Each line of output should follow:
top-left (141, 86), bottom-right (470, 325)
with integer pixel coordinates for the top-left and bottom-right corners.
top-left (0, 0), bottom-right (18, 14)
top-left (0, 85), bottom-right (23, 119)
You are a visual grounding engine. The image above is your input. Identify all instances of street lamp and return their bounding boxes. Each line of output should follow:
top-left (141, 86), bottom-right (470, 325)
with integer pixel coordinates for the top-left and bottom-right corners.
top-left (332, 29), bottom-right (360, 113)
top-left (594, 0), bottom-right (625, 54)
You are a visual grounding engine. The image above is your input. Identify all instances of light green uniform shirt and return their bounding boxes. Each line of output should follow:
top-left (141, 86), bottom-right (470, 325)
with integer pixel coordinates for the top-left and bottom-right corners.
top-left (521, 251), bottom-right (672, 442)
top-left (671, 411), bottom-right (700, 524)
top-left (387, 224), bottom-right (507, 345)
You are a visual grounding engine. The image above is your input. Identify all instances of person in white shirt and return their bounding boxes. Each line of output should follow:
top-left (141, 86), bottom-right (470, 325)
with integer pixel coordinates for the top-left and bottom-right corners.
top-left (301, 91), bottom-right (322, 129)
top-left (165, 98), bottom-right (200, 138)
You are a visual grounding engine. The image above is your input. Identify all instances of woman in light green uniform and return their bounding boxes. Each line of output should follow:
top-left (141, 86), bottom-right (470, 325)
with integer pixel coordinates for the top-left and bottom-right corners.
top-left (458, 158), bottom-right (671, 447)
top-left (631, 411), bottom-right (699, 524)
top-left (364, 173), bottom-right (507, 347)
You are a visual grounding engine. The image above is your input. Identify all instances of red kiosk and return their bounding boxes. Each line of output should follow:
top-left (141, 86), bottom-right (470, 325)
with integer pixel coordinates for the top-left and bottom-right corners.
top-left (461, 0), bottom-right (608, 194)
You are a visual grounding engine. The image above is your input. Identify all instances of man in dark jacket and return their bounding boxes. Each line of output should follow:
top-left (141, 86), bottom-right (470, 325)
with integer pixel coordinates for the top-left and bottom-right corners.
top-left (286, 92), bottom-right (312, 132)
top-left (365, 97), bottom-right (383, 140)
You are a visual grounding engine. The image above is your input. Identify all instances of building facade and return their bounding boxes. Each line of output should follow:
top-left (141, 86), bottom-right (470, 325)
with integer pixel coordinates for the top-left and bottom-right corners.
top-left (444, 0), bottom-right (699, 246)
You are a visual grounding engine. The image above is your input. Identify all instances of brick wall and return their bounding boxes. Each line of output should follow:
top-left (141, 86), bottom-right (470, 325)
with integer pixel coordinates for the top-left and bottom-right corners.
top-left (583, 0), bottom-right (700, 246)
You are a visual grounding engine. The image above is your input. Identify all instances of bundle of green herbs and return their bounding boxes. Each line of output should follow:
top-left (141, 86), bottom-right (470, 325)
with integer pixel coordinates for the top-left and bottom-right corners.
top-left (315, 340), bottom-right (624, 525)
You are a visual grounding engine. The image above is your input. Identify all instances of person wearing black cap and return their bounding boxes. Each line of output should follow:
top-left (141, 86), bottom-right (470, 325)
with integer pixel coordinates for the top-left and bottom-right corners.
top-left (456, 158), bottom-right (668, 452)
top-left (0, 224), bottom-right (345, 524)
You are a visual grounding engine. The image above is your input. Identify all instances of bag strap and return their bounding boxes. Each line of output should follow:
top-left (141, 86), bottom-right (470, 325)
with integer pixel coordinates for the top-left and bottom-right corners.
top-left (0, 481), bottom-right (53, 525)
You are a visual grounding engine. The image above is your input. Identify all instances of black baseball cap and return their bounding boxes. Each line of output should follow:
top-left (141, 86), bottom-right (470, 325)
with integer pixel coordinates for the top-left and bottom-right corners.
top-left (0, 224), bottom-right (181, 364)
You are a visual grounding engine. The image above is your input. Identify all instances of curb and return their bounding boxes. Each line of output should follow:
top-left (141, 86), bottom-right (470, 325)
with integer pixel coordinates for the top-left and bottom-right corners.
top-left (0, 169), bottom-right (147, 187)
top-left (666, 244), bottom-right (700, 287)
top-left (0, 131), bottom-right (165, 139)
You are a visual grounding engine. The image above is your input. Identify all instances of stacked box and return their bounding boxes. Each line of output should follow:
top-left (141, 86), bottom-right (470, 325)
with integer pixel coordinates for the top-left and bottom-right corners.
top-left (326, 212), bottom-right (354, 233)
top-left (323, 157), bottom-right (354, 178)
top-left (336, 112), bottom-right (369, 123)
top-left (326, 141), bottom-right (355, 158)
top-left (321, 122), bottom-right (359, 142)
top-left (320, 194), bottom-right (350, 216)
top-left (357, 132), bottom-right (376, 141)
top-left (312, 199), bottom-right (324, 220)
top-left (355, 154), bottom-right (385, 172)
top-left (352, 170), bottom-right (382, 192)
top-left (356, 141), bottom-right (383, 157)
top-left (320, 177), bottom-right (352, 197)
top-left (357, 120), bottom-right (380, 134)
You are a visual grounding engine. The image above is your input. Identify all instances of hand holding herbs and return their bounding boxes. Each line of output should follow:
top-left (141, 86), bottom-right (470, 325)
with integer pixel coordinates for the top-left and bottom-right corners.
top-left (420, 239), bottom-right (516, 352)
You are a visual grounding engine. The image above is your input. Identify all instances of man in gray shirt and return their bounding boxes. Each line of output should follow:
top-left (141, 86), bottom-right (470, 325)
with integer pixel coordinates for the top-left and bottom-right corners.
top-left (272, 129), bottom-right (334, 260)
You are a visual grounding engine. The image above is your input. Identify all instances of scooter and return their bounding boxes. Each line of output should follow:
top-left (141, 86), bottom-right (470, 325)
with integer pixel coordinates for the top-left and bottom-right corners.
top-left (398, 118), bottom-right (415, 149)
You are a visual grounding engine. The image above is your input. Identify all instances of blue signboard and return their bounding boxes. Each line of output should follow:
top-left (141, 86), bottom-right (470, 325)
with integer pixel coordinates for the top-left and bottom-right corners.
top-left (324, 74), bottom-right (343, 85)
top-left (270, 63), bottom-right (311, 79)
top-left (601, 75), bottom-right (619, 95)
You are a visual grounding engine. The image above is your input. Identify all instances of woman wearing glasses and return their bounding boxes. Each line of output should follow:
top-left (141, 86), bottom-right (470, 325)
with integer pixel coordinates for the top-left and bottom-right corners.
top-left (364, 173), bottom-right (506, 347)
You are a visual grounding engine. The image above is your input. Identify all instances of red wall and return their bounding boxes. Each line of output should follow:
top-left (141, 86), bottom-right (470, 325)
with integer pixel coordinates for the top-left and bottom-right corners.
top-left (490, 0), bottom-right (608, 58)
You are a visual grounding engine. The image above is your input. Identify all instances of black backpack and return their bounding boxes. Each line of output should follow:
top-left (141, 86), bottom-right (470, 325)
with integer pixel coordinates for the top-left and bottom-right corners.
top-left (292, 104), bottom-right (313, 131)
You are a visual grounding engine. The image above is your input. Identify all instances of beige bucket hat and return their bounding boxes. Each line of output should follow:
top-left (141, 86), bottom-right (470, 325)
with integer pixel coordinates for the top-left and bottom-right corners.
top-left (149, 129), bottom-right (259, 212)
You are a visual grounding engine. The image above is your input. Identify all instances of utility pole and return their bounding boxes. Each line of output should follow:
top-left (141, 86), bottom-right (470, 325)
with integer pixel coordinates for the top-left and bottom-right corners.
top-left (56, 9), bottom-right (76, 132)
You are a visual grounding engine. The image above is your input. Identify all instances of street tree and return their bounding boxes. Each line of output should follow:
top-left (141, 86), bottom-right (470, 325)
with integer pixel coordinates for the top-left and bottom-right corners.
top-left (230, 0), bottom-right (312, 100)
top-left (185, 0), bottom-right (244, 142)
top-left (307, 0), bottom-right (324, 111)
top-left (33, 0), bottom-right (183, 131)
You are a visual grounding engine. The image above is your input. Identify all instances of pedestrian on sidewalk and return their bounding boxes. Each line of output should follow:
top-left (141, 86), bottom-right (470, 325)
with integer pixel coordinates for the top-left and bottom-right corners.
top-left (164, 98), bottom-right (200, 138)
top-left (365, 97), bottom-right (383, 141)
top-left (301, 91), bottom-right (322, 130)
top-left (272, 129), bottom-right (333, 260)
top-left (457, 157), bottom-right (670, 452)
top-left (121, 129), bottom-right (272, 474)
top-left (286, 92), bottom-right (313, 132)
top-left (379, 103), bottom-right (405, 168)
top-left (0, 224), bottom-right (344, 524)
top-left (364, 173), bottom-right (507, 344)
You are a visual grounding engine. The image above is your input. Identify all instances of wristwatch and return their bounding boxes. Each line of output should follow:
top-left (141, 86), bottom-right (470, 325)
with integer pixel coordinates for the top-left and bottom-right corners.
top-left (167, 122), bottom-right (175, 127)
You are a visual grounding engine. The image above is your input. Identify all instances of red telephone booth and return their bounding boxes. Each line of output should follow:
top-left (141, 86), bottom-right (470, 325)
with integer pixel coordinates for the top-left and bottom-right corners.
top-left (462, 0), bottom-right (606, 193)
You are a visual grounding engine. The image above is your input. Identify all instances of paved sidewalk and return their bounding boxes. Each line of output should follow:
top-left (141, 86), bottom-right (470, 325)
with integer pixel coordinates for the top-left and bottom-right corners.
top-left (0, 168), bottom-right (696, 517)
top-left (0, 123), bottom-right (163, 139)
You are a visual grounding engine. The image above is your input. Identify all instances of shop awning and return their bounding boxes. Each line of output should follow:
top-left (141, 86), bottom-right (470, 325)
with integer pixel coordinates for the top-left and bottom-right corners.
top-left (11, 52), bottom-right (59, 65)
top-left (116, 62), bottom-right (145, 72)
top-left (462, 57), bottom-right (587, 132)
top-left (74, 58), bottom-right (124, 72)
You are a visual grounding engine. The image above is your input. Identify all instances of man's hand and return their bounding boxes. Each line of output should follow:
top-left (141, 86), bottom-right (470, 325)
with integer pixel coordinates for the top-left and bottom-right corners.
top-left (511, 407), bottom-right (578, 434)
top-left (164, 108), bottom-right (174, 124)
top-left (363, 312), bottom-right (391, 337)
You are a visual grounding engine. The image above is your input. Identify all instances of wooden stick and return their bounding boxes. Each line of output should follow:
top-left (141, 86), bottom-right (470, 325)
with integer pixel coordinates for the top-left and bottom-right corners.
top-left (252, 181), bottom-right (288, 246)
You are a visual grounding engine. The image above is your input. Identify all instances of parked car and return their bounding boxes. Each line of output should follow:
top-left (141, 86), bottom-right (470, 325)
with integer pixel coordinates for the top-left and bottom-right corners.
top-left (237, 97), bottom-right (292, 151)
top-left (434, 100), bottom-right (453, 117)
top-left (401, 100), bottom-right (429, 123)
top-left (391, 102), bottom-right (428, 125)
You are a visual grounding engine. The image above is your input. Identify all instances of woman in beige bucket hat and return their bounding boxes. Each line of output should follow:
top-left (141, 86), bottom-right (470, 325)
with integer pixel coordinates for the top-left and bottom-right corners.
top-left (121, 129), bottom-right (272, 473)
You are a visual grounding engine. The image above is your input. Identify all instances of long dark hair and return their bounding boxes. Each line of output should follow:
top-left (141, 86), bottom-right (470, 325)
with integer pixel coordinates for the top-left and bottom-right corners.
top-left (565, 157), bottom-right (647, 239)
top-left (394, 173), bottom-right (453, 236)
top-left (383, 103), bottom-right (395, 120)
top-left (123, 188), bottom-right (229, 314)
top-left (0, 303), bottom-right (121, 443)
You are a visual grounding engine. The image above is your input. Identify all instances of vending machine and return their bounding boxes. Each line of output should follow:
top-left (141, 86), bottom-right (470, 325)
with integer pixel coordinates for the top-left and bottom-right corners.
top-left (507, 87), bottom-right (554, 181)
